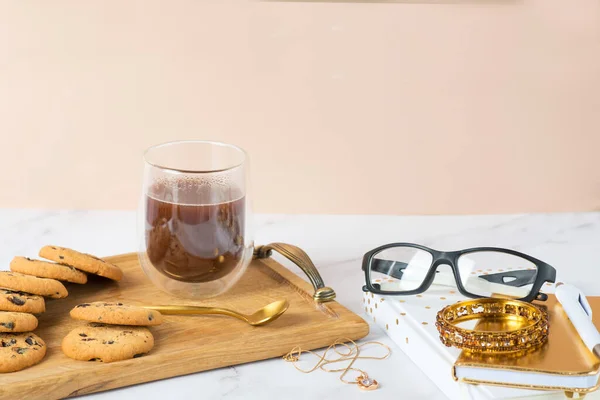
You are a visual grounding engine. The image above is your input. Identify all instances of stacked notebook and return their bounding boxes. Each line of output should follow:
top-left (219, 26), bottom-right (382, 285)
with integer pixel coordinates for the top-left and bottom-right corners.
top-left (363, 285), bottom-right (600, 399)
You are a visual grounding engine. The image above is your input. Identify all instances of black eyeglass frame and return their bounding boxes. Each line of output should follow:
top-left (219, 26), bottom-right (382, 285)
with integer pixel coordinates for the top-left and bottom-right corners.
top-left (362, 243), bottom-right (557, 303)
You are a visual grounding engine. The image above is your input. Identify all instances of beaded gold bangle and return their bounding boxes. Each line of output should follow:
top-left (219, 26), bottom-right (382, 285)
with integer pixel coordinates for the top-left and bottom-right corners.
top-left (435, 298), bottom-right (549, 353)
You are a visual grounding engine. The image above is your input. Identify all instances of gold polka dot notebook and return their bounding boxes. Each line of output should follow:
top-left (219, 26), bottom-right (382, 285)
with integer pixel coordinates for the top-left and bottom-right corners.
top-left (362, 284), bottom-right (599, 399)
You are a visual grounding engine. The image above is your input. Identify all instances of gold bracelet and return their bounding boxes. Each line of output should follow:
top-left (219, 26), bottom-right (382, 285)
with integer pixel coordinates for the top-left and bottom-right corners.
top-left (435, 298), bottom-right (549, 353)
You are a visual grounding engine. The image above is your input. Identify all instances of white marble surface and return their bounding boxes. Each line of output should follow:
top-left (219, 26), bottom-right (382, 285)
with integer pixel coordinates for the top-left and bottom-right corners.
top-left (1, 210), bottom-right (599, 399)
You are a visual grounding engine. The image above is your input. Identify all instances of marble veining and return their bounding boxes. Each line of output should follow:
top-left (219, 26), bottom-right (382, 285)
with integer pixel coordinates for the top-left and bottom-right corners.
top-left (0, 210), bottom-right (599, 399)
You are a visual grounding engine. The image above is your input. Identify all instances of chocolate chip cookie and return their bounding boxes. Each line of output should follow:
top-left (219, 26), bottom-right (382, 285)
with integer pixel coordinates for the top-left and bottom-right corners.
top-left (0, 289), bottom-right (45, 314)
top-left (0, 312), bottom-right (38, 333)
top-left (0, 272), bottom-right (67, 299)
top-left (62, 323), bottom-right (154, 363)
top-left (0, 332), bottom-right (46, 372)
top-left (70, 302), bottom-right (163, 326)
top-left (10, 256), bottom-right (87, 284)
top-left (39, 246), bottom-right (123, 281)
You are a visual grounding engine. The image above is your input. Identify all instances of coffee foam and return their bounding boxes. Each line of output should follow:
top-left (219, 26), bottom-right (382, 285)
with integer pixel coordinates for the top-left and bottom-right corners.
top-left (148, 175), bottom-right (244, 205)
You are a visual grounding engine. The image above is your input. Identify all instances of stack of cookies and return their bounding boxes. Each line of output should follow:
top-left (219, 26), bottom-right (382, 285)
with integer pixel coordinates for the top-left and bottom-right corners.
top-left (35, 245), bottom-right (123, 282)
top-left (0, 245), bottom-right (123, 373)
top-left (63, 302), bottom-right (163, 363)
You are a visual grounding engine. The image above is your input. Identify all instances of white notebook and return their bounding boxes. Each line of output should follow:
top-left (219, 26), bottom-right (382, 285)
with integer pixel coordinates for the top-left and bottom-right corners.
top-left (362, 284), bottom-right (599, 400)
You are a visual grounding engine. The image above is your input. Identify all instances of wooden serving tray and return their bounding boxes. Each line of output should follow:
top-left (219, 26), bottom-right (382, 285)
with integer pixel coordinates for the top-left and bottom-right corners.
top-left (0, 253), bottom-right (368, 399)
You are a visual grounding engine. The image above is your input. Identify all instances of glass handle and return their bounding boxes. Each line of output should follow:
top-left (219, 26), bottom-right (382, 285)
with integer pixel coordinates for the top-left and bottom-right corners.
top-left (254, 243), bottom-right (336, 303)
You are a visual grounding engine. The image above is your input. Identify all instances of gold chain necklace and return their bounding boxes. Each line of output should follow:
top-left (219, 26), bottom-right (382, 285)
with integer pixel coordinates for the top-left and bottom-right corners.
top-left (283, 338), bottom-right (391, 390)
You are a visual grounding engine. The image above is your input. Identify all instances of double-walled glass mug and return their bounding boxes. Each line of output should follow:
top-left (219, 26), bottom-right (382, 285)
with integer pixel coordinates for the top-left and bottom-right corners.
top-left (138, 140), bottom-right (254, 298)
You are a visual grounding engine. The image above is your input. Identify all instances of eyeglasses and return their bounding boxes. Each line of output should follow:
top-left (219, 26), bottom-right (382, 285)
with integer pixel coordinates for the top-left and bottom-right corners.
top-left (362, 243), bottom-right (556, 303)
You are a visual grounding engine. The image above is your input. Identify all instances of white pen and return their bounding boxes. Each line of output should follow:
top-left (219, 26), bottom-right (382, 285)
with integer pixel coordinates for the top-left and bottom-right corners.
top-left (555, 283), bottom-right (600, 358)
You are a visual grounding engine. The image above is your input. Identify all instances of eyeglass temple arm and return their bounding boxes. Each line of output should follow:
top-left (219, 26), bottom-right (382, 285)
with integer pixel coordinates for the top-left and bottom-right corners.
top-left (370, 259), bottom-right (537, 288)
top-left (478, 270), bottom-right (537, 287)
top-left (370, 259), bottom-right (408, 280)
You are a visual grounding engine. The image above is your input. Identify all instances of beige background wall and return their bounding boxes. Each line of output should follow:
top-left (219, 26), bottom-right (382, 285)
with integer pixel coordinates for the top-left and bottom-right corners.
top-left (1, 0), bottom-right (599, 214)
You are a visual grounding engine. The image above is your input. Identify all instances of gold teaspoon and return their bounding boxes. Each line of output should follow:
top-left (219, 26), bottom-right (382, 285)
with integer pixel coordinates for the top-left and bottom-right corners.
top-left (144, 299), bottom-right (289, 326)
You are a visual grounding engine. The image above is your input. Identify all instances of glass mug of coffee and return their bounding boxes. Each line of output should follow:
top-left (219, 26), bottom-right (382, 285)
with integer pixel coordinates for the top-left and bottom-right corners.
top-left (138, 140), bottom-right (254, 298)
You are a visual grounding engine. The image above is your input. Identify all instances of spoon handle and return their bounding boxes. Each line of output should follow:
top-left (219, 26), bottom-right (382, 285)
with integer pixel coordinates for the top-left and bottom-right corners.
top-left (143, 305), bottom-right (246, 322)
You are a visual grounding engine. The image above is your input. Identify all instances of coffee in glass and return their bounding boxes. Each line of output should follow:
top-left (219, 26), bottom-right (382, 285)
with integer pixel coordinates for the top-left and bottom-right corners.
top-left (139, 141), bottom-right (253, 298)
